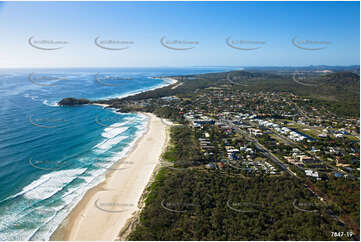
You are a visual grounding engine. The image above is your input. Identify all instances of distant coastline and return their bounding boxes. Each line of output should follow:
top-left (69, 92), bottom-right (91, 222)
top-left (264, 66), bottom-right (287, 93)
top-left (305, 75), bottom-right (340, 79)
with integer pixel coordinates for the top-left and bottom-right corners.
top-left (100, 77), bottom-right (178, 100)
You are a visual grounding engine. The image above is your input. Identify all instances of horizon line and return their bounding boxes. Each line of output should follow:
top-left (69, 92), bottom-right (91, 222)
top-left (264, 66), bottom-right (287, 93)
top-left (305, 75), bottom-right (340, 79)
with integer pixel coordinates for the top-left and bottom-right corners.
top-left (0, 64), bottom-right (359, 69)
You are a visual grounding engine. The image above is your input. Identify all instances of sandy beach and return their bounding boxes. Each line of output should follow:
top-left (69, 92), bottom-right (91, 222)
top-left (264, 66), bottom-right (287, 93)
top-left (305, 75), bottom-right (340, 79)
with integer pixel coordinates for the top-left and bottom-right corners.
top-left (91, 103), bottom-right (110, 108)
top-left (51, 112), bottom-right (169, 241)
top-left (163, 77), bottom-right (178, 85)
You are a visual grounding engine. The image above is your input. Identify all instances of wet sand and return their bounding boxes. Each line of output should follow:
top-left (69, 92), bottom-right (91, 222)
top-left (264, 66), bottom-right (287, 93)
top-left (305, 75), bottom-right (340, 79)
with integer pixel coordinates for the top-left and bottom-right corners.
top-left (50, 113), bottom-right (169, 241)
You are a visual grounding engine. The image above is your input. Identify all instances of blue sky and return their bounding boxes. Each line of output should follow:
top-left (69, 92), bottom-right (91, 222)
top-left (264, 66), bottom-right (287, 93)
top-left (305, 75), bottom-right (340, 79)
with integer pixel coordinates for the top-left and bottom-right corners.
top-left (0, 1), bottom-right (359, 68)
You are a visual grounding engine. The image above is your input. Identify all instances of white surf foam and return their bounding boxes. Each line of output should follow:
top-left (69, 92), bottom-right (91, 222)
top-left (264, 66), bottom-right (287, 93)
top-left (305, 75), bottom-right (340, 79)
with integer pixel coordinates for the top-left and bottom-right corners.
top-left (42, 100), bottom-right (59, 107)
top-left (94, 135), bottom-right (128, 153)
top-left (23, 168), bottom-right (87, 200)
top-left (0, 114), bottom-right (149, 241)
top-left (102, 125), bottom-right (128, 139)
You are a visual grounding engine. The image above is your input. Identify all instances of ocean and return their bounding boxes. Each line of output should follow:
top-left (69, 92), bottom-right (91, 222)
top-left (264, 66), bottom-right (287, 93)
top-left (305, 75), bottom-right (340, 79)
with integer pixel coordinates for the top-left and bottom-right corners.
top-left (0, 67), bottom-right (235, 240)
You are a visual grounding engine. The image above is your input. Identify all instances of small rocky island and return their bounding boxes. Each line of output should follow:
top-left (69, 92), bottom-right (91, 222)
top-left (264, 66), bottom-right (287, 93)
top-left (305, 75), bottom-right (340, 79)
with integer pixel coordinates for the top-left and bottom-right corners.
top-left (58, 97), bottom-right (90, 106)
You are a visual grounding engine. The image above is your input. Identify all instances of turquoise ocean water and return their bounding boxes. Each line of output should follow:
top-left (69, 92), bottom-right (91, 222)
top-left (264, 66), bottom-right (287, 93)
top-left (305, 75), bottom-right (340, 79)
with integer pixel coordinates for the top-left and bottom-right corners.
top-left (0, 67), bottom-right (235, 240)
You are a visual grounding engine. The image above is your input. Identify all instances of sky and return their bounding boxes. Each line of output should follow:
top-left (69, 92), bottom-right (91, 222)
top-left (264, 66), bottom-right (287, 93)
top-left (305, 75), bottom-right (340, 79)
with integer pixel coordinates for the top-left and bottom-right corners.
top-left (0, 1), bottom-right (359, 68)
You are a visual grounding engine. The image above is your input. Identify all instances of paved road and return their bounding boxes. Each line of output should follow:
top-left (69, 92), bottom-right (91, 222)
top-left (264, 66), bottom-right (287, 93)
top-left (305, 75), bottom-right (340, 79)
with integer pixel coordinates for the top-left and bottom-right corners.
top-left (225, 119), bottom-right (356, 237)
top-left (247, 120), bottom-right (355, 178)
top-left (225, 120), bottom-right (294, 176)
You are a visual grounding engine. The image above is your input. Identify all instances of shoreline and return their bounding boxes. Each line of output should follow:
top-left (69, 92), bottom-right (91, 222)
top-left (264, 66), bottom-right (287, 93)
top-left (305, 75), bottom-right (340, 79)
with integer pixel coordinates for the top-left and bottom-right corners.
top-left (116, 121), bottom-right (172, 240)
top-left (90, 77), bottom-right (178, 108)
top-left (50, 112), bottom-right (170, 241)
top-left (91, 103), bottom-right (110, 108)
top-left (99, 77), bottom-right (178, 100)
top-left (50, 76), bottom-right (176, 240)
